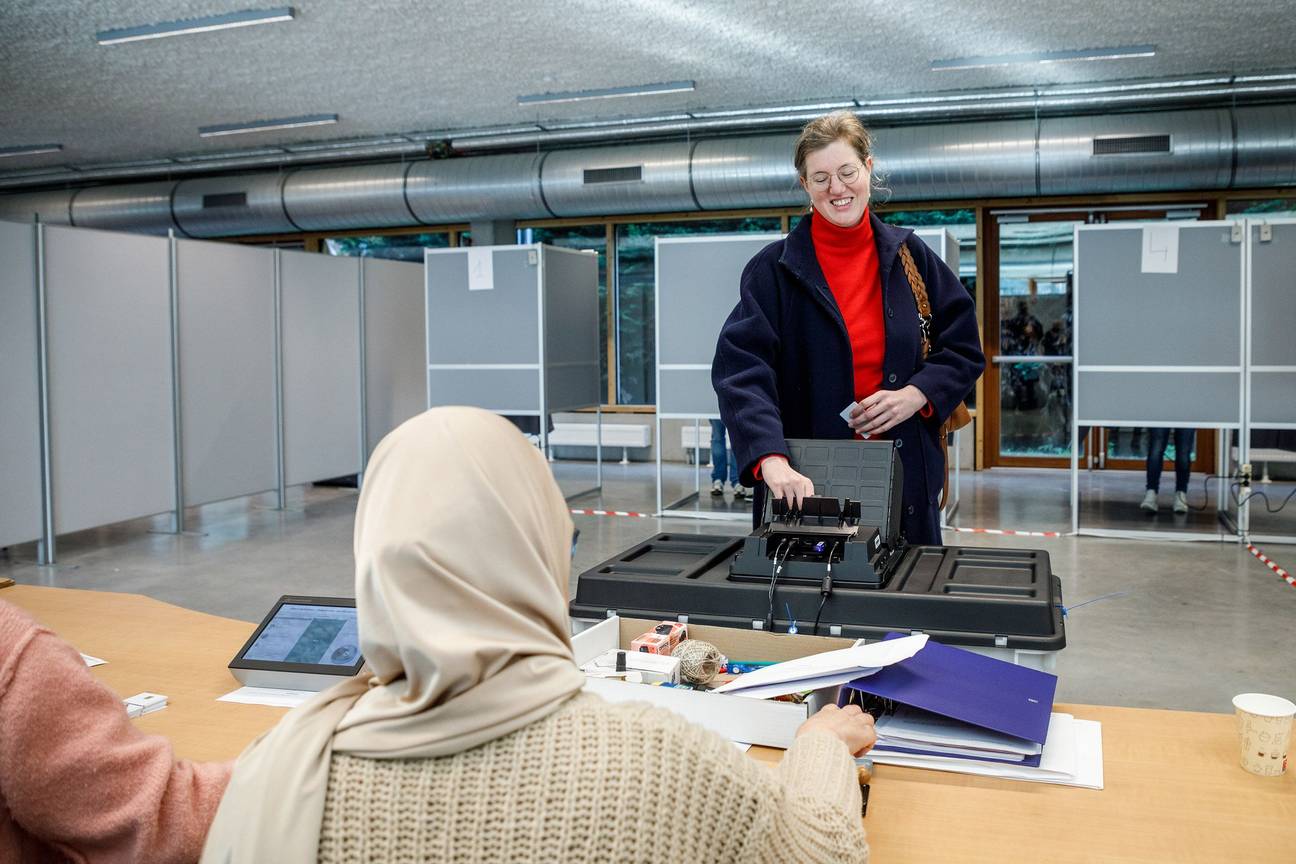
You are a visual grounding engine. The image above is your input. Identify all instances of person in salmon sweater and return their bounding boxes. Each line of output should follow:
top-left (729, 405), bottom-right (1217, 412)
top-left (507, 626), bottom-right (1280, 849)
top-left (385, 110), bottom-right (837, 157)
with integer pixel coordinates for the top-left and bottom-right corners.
top-left (0, 600), bottom-right (232, 863)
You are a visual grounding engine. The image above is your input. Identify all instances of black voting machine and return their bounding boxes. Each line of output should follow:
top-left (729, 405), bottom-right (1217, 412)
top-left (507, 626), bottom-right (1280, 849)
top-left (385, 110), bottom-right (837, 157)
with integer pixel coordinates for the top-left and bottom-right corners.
top-left (570, 439), bottom-right (1066, 651)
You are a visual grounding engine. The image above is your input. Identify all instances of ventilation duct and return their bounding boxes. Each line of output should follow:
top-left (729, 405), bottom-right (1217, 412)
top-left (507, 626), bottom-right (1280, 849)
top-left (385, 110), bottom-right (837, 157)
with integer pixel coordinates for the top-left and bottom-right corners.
top-left (1233, 103), bottom-right (1296, 187)
top-left (172, 173), bottom-right (297, 237)
top-left (541, 142), bottom-right (694, 217)
top-left (285, 163), bottom-right (413, 231)
top-left (405, 152), bottom-right (550, 223)
top-left (1037, 109), bottom-right (1232, 195)
top-left (70, 181), bottom-right (176, 234)
top-left (1, 106), bottom-right (1294, 238)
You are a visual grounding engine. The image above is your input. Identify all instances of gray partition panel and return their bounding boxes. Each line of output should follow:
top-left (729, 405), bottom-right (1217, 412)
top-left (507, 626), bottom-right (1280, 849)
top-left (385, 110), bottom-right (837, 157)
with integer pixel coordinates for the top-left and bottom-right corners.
top-left (1249, 221), bottom-right (1296, 428)
top-left (281, 251), bottom-right (361, 486)
top-left (541, 248), bottom-right (600, 412)
top-left (656, 234), bottom-right (780, 416)
top-left (177, 239), bottom-right (277, 506)
top-left (1251, 373), bottom-right (1296, 425)
top-left (427, 369), bottom-right (540, 412)
top-left (1076, 224), bottom-right (1242, 366)
top-left (0, 222), bottom-right (42, 547)
top-left (426, 248), bottom-right (539, 365)
top-left (913, 228), bottom-right (959, 273)
top-left (364, 257), bottom-right (427, 454)
top-left (1077, 371), bottom-right (1240, 425)
top-left (45, 226), bottom-right (175, 534)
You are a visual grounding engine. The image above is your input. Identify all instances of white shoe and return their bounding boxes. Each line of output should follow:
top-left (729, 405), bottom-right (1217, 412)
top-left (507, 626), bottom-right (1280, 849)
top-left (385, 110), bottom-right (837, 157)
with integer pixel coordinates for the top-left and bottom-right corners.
top-left (1173, 491), bottom-right (1189, 514)
top-left (1140, 490), bottom-right (1158, 513)
top-left (734, 485), bottom-right (753, 499)
top-left (710, 479), bottom-right (724, 497)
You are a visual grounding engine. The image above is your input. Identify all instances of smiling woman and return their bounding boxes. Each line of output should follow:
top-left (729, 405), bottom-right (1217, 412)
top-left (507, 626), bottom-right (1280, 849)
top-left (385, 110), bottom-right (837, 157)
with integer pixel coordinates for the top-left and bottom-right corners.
top-left (712, 110), bottom-right (985, 545)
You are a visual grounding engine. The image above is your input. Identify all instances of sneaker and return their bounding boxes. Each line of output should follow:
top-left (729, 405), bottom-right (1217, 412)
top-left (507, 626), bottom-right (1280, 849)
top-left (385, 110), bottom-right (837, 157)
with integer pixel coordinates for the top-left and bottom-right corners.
top-left (1173, 491), bottom-right (1189, 514)
top-left (733, 485), bottom-right (753, 499)
top-left (1140, 489), bottom-right (1158, 513)
top-left (710, 479), bottom-right (724, 497)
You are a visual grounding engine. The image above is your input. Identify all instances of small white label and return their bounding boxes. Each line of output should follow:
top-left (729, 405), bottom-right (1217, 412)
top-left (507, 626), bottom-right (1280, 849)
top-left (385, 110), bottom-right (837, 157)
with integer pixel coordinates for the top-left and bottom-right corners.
top-left (468, 248), bottom-right (494, 291)
top-left (527, 249), bottom-right (539, 265)
top-left (1140, 225), bottom-right (1179, 274)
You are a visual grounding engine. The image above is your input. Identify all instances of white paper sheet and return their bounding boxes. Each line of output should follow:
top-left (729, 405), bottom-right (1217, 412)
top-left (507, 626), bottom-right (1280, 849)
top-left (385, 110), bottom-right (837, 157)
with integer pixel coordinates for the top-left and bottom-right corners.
top-left (81, 653), bottom-right (106, 667)
top-left (732, 742), bottom-right (753, 753)
top-left (876, 704), bottom-right (1043, 758)
top-left (713, 634), bottom-right (928, 697)
top-left (1141, 225), bottom-right (1180, 274)
top-left (467, 247), bottom-right (494, 291)
top-left (867, 714), bottom-right (1104, 790)
top-left (217, 686), bottom-right (314, 708)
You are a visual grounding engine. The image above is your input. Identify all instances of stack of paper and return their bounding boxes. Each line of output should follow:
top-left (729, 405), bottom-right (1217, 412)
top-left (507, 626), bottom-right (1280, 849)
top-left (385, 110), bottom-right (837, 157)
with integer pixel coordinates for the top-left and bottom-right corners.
top-left (868, 712), bottom-right (1104, 789)
top-left (875, 704), bottom-right (1043, 763)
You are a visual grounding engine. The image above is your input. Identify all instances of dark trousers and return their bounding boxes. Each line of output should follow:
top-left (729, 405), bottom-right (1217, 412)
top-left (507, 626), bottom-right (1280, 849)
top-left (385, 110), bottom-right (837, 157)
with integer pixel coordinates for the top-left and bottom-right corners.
top-left (1146, 428), bottom-right (1194, 493)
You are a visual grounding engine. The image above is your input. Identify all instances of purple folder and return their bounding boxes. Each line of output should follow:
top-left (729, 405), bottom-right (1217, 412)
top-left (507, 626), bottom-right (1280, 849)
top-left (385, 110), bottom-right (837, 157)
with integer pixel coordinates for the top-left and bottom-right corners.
top-left (839, 634), bottom-right (1057, 765)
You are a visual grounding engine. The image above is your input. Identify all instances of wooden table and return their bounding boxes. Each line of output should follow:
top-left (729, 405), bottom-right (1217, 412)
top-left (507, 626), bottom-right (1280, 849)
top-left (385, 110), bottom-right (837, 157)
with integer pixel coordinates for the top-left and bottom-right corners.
top-left (7, 585), bottom-right (1295, 863)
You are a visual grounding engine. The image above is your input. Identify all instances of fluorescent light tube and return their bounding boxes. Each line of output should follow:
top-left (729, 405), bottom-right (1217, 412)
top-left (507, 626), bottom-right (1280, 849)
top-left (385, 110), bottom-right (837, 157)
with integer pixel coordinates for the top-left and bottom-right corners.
top-left (97, 7), bottom-right (295, 45)
top-left (932, 45), bottom-right (1156, 71)
top-left (518, 80), bottom-right (695, 105)
top-left (199, 114), bottom-right (338, 138)
top-left (0, 144), bottom-right (64, 159)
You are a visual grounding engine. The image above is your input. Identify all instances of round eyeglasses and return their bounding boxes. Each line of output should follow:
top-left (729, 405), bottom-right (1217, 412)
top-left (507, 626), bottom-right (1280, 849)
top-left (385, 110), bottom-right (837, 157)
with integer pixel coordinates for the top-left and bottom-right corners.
top-left (808, 164), bottom-right (863, 190)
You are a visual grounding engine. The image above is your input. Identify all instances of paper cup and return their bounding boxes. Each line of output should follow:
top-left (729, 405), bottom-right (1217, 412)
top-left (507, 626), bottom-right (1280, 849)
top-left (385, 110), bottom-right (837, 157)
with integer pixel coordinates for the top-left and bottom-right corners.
top-left (1232, 693), bottom-right (1296, 777)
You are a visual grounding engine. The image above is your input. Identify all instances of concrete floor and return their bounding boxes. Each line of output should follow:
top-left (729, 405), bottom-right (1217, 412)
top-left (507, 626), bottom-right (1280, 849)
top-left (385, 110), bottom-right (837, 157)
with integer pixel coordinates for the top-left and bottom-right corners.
top-left (3, 463), bottom-right (1294, 715)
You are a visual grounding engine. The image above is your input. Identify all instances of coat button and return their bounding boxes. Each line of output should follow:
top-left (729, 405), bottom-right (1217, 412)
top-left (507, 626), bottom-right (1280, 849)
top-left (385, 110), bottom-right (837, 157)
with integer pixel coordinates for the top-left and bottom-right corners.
top-left (888, 373), bottom-right (897, 383)
top-left (895, 439), bottom-right (903, 448)
top-left (887, 307), bottom-right (894, 318)
top-left (907, 505), bottom-right (915, 515)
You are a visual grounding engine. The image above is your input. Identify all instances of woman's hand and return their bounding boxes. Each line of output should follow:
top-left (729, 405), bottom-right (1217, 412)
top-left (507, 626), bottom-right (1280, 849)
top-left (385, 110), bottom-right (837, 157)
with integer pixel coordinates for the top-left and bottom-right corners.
top-left (760, 456), bottom-right (815, 510)
top-left (795, 704), bottom-right (877, 756)
top-left (849, 385), bottom-right (928, 438)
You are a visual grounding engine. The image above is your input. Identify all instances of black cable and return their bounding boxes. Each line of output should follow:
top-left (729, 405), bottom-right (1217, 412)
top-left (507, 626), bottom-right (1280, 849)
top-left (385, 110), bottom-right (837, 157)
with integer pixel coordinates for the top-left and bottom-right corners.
top-left (766, 539), bottom-right (791, 631)
top-left (812, 541), bottom-right (840, 636)
top-left (1232, 482), bottom-right (1296, 515)
top-left (1186, 473), bottom-right (1229, 512)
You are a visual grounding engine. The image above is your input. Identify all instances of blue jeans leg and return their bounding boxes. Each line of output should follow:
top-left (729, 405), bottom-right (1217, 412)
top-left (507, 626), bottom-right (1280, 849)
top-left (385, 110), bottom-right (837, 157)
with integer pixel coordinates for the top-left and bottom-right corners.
top-left (710, 420), bottom-right (727, 483)
top-left (1173, 429), bottom-right (1195, 493)
top-left (1145, 427), bottom-right (1169, 492)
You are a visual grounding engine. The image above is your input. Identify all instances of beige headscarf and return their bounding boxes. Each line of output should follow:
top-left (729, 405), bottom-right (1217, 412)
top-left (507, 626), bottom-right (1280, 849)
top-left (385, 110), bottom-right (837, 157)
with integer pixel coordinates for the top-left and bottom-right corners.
top-left (201, 407), bottom-right (587, 863)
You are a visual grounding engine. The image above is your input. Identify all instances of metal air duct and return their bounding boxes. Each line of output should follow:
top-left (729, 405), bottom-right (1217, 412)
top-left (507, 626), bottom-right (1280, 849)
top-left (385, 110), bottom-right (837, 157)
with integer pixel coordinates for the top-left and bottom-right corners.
top-left (540, 142), bottom-right (695, 217)
top-left (1233, 103), bottom-right (1296, 188)
top-left (284, 163), bottom-right (414, 231)
top-left (691, 134), bottom-right (802, 210)
top-left (405, 153), bottom-right (550, 223)
top-left (0, 189), bottom-right (75, 225)
top-left (876, 119), bottom-right (1038, 201)
top-left (172, 173), bottom-right (297, 238)
top-left (71, 182), bottom-right (177, 235)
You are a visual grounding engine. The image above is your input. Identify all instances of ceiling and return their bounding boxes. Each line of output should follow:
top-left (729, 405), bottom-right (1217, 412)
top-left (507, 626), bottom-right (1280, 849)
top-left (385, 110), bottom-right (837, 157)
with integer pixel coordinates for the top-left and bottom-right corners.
top-left (3, 0), bottom-right (1296, 180)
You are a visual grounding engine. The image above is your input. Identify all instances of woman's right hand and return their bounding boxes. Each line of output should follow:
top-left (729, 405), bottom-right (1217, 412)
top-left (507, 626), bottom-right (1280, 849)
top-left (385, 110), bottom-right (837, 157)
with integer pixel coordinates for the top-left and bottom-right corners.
top-left (795, 704), bottom-right (877, 756)
top-left (760, 456), bottom-right (815, 510)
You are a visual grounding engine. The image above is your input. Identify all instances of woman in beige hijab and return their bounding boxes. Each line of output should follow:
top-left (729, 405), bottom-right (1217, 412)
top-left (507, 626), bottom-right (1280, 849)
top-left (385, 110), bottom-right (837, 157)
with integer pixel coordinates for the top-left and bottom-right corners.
top-left (202, 406), bottom-right (875, 864)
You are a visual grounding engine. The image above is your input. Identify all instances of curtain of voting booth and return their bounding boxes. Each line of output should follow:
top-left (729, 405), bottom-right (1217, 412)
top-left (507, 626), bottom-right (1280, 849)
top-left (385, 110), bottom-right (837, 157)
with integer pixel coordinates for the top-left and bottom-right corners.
top-left (424, 245), bottom-right (602, 489)
top-left (0, 219), bottom-right (425, 564)
top-left (1072, 222), bottom-right (1244, 540)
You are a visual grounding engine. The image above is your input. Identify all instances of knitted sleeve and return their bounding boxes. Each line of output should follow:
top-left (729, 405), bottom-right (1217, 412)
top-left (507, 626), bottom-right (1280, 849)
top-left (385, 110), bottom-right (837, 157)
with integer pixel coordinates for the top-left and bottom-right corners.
top-left (0, 605), bottom-right (232, 864)
top-left (644, 706), bottom-right (869, 864)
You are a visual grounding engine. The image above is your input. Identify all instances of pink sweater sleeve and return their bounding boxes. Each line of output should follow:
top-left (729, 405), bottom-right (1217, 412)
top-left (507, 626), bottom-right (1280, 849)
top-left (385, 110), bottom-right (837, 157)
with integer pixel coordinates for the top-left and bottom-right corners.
top-left (0, 603), bottom-right (232, 864)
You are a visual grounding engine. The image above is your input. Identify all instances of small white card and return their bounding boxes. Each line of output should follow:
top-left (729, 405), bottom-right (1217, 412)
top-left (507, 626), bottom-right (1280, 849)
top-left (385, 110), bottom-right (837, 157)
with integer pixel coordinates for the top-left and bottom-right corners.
top-left (124, 692), bottom-right (167, 718)
top-left (839, 401), bottom-right (861, 423)
top-left (217, 685), bottom-right (315, 708)
top-left (467, 247), bottom-right (494, 291)
top-left (1140, 225), bottom-right (1179, 274)
top-left (81, 653), bottom-right (106, 667)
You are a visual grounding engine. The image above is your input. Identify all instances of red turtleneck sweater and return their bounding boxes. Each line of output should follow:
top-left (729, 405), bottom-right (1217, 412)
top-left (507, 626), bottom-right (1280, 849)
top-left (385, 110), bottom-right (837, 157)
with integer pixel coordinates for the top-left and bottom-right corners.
top-left (752, 209), bottom-right (929, 481)
top-left (811, 209), bottom-right (886, 402)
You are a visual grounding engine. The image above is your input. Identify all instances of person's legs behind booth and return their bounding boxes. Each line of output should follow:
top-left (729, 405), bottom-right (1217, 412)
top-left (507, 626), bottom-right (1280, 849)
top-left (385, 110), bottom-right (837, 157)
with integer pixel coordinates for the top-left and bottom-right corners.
top-left (1142, 427), bottom-right (1171, 513)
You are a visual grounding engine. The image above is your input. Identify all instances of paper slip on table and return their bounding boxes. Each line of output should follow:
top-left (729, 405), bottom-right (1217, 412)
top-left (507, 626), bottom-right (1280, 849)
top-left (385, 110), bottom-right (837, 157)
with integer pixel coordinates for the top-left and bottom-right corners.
top-left (5, 584), bottom-right (1293, 864)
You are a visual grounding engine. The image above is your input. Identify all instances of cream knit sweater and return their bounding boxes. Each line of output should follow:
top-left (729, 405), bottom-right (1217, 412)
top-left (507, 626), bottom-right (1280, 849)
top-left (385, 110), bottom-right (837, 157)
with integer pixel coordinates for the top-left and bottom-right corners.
top-left (317, 692), bottom-right (868, 864)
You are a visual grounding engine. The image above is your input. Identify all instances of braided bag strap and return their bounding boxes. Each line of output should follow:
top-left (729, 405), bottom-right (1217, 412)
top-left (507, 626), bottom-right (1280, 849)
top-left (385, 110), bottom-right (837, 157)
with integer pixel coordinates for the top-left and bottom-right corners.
top-left (898, 242), bottom-right (933, 359)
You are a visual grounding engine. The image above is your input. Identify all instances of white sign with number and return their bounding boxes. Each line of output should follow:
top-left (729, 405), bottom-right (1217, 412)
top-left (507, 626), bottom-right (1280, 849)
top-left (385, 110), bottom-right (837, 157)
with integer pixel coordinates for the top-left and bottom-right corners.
top-left (468, 247), bottom-right (494, 291)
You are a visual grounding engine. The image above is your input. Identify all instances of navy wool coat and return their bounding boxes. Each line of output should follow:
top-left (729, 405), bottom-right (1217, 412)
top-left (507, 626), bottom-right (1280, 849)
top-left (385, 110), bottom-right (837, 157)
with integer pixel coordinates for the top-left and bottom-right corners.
top-left (712, 212), bottom-right (984, 545)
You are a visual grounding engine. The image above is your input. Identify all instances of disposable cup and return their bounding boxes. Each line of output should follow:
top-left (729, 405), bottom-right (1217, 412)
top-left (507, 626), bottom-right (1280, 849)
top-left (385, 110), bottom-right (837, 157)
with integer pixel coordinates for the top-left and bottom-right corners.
top-left (1232, 693), bottom-right (1296, 777)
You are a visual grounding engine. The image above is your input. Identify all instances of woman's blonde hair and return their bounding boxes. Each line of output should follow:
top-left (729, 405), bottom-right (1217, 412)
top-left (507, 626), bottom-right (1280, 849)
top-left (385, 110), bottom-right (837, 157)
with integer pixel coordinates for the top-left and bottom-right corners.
top-left (793, 110), bottom-right (874, 178)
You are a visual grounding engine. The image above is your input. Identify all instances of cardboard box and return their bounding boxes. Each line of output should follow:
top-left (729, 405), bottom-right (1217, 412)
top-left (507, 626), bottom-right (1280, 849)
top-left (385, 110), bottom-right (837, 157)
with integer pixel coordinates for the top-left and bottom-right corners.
top-left (571, 615), bottom-right (855, 749)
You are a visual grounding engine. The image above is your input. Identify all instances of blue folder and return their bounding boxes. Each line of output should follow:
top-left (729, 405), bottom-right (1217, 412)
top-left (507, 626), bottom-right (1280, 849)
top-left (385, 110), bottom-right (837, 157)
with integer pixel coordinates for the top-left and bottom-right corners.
top-left (839, 634), bottom-right (1057, 767)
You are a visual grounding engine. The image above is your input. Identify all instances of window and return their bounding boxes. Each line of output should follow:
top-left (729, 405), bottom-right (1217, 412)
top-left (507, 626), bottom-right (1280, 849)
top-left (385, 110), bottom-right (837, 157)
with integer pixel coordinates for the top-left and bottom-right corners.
top-left (324, 232), bottom-right (449, 261)
top-left (519, 225), bottom-right (609, 401)
top-left (614, 217), bottom-right (781, 404)
top-left (1226, 198), bottom-right (1296, 219)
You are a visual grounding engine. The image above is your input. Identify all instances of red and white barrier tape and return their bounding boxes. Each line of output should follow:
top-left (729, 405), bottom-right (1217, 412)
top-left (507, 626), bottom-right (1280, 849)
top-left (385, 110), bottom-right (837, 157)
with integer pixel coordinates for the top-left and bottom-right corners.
top-left (950, 527), bottom-right (1061, 539)
top-left (1247, 543), bottom-right (1296, 589)
top-left (570, 508), bottom-right (652, 519)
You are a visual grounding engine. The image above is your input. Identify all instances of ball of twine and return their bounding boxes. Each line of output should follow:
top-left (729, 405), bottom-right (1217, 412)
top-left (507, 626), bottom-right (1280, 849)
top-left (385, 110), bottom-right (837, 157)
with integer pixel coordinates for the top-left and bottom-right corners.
top-left (672, 639), bottom-right (726, 685)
